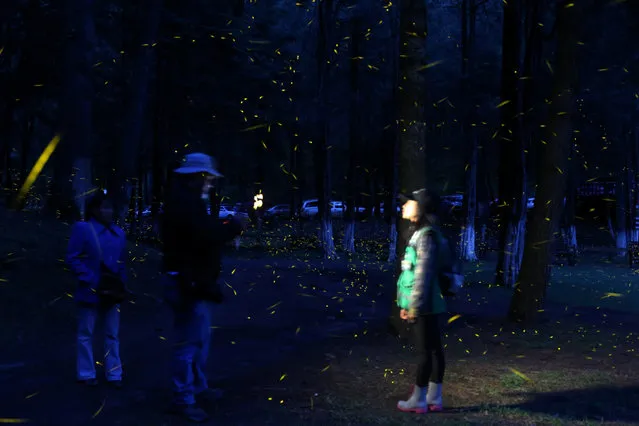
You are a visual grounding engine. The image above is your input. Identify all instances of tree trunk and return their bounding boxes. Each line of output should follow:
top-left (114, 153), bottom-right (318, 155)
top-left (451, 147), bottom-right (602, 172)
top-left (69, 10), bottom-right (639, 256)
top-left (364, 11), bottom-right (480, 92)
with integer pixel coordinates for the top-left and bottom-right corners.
top-left (615, 172), bottom-right (628, 256)
top-left (386, 2), bottom-right (401, 265)
top-left (508, 0), bottom-right (581, 323)
top-left (115, 0), bottom-right (163, 220)
top-left (389, 0), bottom-right (428, 335)
top-left (150, 76), bottom-right (166, 221)
top-left (459, 0), bottom-right (478, 262)
top-left (631, 128), bottom-right (639, 242)
top-left (19, 115), bottom-right (34, 190)
top-left (289, 127), bottom-right (299, 220)
top-left (316, 0), bottom-right (336, 259)
top-left (562, 154), bottom-right (578, 254)
top-left (495, 0), bottom-right (526, 287)
top-left (0, 99), bottom-right (16, 195)
top-left (461, 133), bottom-right (479, 261)
top-left (343, 18), bottom-right (360, 255)
top-left (50, 0), bottom-right (98, 220)
top-left (396, 0), bottom-right (428, 256)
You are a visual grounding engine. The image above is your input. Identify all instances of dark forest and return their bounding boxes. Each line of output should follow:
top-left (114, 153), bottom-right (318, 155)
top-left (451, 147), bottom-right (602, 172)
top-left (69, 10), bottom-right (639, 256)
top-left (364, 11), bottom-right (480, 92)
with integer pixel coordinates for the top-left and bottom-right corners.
top-left (1, 0), bottom-right (639, 424)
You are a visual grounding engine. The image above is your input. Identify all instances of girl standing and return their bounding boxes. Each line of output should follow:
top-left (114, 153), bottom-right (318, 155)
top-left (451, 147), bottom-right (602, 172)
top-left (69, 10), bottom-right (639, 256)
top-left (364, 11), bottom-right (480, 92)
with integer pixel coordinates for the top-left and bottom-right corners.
top-left (396, 189), bottom-right (446, 413)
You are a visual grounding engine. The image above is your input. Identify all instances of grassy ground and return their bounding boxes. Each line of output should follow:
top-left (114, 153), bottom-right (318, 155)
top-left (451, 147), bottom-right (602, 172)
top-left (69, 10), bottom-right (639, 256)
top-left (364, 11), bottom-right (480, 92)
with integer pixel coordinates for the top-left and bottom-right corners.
top-left (214, 298), bottom-right (639, 425)
top-left (222, 242), bottom-right (639, 424)
top-left (1, 210), bottom-right (639, 424)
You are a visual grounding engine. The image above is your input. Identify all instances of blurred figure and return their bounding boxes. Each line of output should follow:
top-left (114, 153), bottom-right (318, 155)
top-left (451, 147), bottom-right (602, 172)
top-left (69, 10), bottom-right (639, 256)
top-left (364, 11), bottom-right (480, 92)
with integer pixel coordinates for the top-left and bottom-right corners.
top-left (161, 153), bottom-right (243, 422)
top-left (396, 189), bottom-right (447, 414)
top-left (66, 192), bottom-right (128, 388)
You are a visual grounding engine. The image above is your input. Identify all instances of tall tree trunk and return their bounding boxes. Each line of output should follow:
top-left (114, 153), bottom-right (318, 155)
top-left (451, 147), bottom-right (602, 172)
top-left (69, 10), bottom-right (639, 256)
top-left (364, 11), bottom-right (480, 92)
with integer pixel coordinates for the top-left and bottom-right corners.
top-left (115, 0), bottom-right (163, 220)
top-left (386, 2), bottom-right (401, 265)
top-left (316, 0), bottom-right (336, 259)
top-left (398, 0), bottom-right (428, 195)
top-left (631, 128), bottom-right (639, 242)
top-left (0, 98), bottom-right (16, 198)
top-left (495, 0), bottom-right (526, 287)
top-left (344, 18), bottom-right (360, 255)
top-left (460, 0), bottom-right (478, 262)
top-left (397, 0), bottom-right (428, 252)
top-left (151, 82), bottom-right (165, 219)
top-left (461, 133), bottom-right (479, 261)
top-left (508, 0), bottom-right (581, 323)
top-left (288, 127), bottom-right (299, 220)
top-left (51, 0), bottom-right (97, 220)
top-left (562, 149), bottom-right (578, 254)
top-left (615, 171), bottom-right (628, 256)
top-left (390, 0), bottom-right (428, 335)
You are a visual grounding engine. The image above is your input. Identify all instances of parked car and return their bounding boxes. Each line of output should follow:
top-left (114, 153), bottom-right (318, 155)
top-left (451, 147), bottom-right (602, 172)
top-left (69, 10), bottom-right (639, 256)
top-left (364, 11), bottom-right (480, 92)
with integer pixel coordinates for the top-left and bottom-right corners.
top-left (300, 199), bottom-right (348, 218)
top-left (265, 204), bottom-right (291, 218)
top-left (232, 203), bottom-right (251, 220)
top-left (218, 205), bottom-right (236, 219)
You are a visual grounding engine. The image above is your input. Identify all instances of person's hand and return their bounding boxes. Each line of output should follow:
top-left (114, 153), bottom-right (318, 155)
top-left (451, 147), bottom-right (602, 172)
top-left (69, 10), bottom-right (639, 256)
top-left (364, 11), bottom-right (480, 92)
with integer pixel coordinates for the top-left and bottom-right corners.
top-left (400, 309), bottom-right (408, 320)
top-left (406, 309), bottom-right (417, 323)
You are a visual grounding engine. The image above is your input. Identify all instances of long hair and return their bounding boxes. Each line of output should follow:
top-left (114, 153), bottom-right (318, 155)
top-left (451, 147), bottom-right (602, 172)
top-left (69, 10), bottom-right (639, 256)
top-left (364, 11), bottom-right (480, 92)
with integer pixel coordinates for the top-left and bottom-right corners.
top-left (415, 191), bottom-right (440, 229)
top-left (415, 211), bottom-right (438, 229)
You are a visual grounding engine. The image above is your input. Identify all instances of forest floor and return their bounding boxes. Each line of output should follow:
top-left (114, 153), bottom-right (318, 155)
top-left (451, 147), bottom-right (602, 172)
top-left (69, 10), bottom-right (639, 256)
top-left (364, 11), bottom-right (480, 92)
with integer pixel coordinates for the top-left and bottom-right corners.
top-left (1, 210), bottom-right (638, 425)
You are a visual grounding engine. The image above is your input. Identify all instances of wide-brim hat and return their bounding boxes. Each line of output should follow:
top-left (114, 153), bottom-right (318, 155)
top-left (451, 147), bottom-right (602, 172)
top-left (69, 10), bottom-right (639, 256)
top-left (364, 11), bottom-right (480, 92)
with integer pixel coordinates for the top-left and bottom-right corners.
top-left (174, 152), bottom-right (223, 177)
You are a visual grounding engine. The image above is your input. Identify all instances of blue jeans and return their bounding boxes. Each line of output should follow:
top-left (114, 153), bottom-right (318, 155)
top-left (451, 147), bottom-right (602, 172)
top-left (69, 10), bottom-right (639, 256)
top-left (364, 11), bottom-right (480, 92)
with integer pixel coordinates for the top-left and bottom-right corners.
top-left (76, 303), bottom-right (122, 381)
top-left (163, 275), bottom-right (214, 406)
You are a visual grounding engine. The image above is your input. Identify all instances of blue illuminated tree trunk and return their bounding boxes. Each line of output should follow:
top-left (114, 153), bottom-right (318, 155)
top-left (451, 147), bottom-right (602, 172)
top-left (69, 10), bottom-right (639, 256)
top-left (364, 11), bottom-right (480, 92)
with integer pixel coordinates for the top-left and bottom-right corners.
top-left (385, 1), bottom-right (400, 265)
top-left (343, 18), bottom-right (361, 255)
top-left (315, 0), bottom-right (336, 259)
top-left (495, 0), bottom-right (526, 287)
top-left (459, 0), bottom-right (478, 262)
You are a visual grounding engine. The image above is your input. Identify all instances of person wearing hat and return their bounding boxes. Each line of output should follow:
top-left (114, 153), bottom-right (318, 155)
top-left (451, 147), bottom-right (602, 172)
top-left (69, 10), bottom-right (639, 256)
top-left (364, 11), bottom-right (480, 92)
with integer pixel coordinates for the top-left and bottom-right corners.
top-left (161, 152), bottom-right (244, 422)
top-left (396, 188), bottom-right (447, 414)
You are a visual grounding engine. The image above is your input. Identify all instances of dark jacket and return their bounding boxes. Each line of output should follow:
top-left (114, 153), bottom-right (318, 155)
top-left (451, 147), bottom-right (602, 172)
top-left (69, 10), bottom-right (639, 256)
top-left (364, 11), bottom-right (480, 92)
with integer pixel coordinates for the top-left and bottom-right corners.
top-left (405, 226), bottom-right (446, 315)
top-left (161, 187), bottom-right (242, 301)
top-left (66, 219), bottom-right (128, 304)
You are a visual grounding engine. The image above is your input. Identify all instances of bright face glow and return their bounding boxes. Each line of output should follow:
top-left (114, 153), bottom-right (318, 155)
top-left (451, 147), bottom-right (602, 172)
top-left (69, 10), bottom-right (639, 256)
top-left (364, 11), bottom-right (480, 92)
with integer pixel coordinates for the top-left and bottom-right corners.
top-left (402, 200), bottom-right (419, 221)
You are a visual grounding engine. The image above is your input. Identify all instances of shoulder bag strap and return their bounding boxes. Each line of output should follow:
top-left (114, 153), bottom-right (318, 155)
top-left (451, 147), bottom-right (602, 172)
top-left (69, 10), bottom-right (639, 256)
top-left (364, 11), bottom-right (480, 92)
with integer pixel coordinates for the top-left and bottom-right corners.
top-left (88, 223), bottom-right (104, 262)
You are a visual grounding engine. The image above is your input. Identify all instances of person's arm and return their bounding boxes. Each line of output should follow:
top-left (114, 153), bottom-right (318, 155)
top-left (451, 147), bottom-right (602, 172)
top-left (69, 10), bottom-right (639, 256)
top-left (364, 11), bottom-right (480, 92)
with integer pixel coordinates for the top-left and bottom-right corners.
top-left (193, 202), bottom-right (243, 246)
top-left (66, 222), bottom-right (96, 286)
top-left (409, 230), bottom-right (437, 316)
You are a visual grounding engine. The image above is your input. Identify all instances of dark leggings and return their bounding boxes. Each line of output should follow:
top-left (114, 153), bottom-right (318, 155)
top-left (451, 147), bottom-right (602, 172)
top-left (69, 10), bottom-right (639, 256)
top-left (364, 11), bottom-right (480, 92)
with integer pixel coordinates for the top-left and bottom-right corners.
top-left (414, 314), bottom-right (445, 386)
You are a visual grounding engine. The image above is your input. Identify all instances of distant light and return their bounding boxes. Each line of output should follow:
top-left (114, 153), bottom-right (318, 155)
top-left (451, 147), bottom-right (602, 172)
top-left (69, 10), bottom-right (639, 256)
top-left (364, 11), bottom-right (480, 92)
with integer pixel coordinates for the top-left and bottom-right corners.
top-left (103, 189), bottom-right (107, 194)
top-left (253, 192), bottom-right (264, 210)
